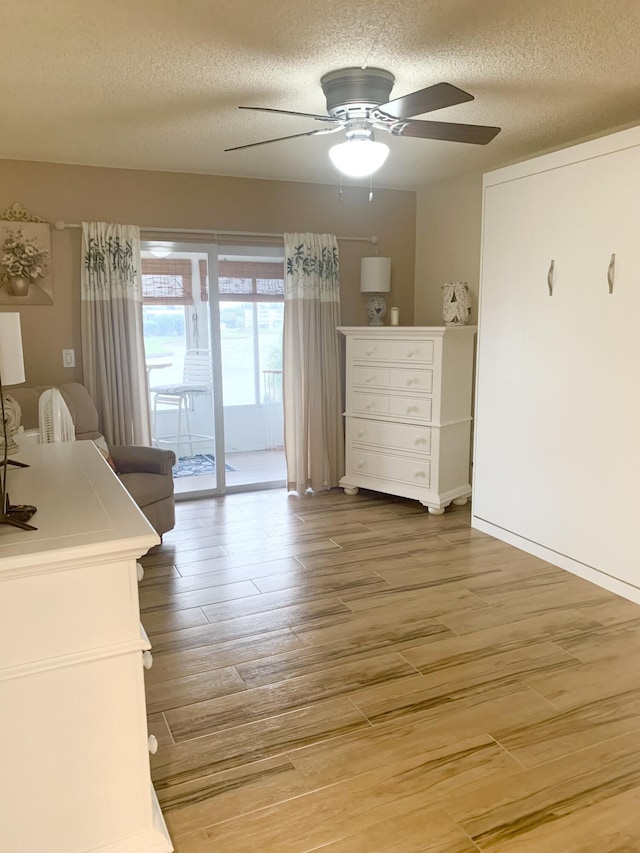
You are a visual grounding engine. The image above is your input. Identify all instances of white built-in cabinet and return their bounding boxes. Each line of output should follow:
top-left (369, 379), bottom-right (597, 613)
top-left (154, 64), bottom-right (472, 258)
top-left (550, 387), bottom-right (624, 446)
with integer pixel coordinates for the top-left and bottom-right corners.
top-left (339, 326), bottom-right (476, 513)
top-left (474, 124), bottom-right (640, 602)
top-left (0, 442), bottom-right (173, 853)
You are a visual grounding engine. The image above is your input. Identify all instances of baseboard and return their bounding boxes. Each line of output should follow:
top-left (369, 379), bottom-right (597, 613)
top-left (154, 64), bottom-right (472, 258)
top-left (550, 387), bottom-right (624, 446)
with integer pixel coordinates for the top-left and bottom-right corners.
top-left (471, 515), bottom-right (640, 606)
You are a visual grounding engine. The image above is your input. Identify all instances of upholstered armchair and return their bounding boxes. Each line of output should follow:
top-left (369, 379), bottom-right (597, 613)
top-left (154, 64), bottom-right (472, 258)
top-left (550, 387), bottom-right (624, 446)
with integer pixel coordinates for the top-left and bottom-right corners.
top-left (9, 382), bottom-right (176, 536)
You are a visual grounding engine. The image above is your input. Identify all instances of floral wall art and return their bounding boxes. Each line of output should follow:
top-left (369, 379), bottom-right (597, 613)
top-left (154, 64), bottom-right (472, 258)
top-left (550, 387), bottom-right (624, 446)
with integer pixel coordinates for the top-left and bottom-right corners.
top-left (0, 203), bottom-right (53, 305)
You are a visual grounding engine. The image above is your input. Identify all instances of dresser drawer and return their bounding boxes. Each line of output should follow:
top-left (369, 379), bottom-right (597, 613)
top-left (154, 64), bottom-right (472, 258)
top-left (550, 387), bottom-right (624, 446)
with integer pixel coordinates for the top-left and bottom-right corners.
top-left (349, 417), bottom-right (431, 454)
top-left (351, 392), bottom-right (390, 417)
top-left (348, 449), bottom-right (431, 487)
top-left (352, 366), bottom-right (433, 393)
top-left (351, 392), bottom-right (432, 422)
top-left (352, 338), bottom-right (434, 364)
top-left (389, 395), bottom-right (432, 422)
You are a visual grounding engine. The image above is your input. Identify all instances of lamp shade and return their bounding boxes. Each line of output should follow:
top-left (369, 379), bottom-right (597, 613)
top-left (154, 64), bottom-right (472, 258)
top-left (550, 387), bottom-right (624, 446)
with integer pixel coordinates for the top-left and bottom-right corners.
top-left (329, 139), bottom-right (390, 178)
top-left (0, 313), bottom-right (25, 386)
top-left (360, 257), bottom-right (391, 293)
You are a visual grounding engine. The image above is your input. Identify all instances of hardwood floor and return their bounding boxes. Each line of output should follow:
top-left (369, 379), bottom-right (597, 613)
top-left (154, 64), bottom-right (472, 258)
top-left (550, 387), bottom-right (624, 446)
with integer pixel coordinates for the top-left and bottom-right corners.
top-left (140, 488), bottom-right (640, 852)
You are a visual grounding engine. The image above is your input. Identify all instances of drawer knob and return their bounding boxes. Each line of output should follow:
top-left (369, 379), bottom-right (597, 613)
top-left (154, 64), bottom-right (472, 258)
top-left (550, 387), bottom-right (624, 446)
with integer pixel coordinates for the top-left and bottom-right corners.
top-left (148, 735), bottom-right (159, 755)
top-left (414, 470), bottom-right (427, 479)
top-left (406, 405), bottom-right (418, 413)
top-left (365, 401), bottom-right (375, 410)
top-left (142, 651), bottom-right (153, 670)
top-left (407, 349), bottom-right (416, 358)
top-left (414, 436), bottom-right (427, 445)
top-left (406, 377), bottom-right (416, 386)
top-left (356, 460), bottom-right (365, 469)
top-left (365, 375), bottom-right (374, 383)
top-left (366, 348), bottom-right (374, 356)
top-left (136, 562), bottom-right (144, 582)
top-left (357, 429), bottom-right (366, 438)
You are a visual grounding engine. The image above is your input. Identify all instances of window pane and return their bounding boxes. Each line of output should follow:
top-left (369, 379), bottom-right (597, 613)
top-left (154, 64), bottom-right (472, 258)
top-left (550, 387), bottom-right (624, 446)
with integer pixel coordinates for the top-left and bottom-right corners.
top-left (258, 303), bottom-right (284, 403)
top-left (220, 302), bottom-right (256, 405)
top-left (219, 276), bottom-right (253, 295)
top-left (142, 259), bottom-right (193, 304)
top-left (256, 278), bottom-right (285, 296)
top-left (142, 306), bottom-right (187, 384)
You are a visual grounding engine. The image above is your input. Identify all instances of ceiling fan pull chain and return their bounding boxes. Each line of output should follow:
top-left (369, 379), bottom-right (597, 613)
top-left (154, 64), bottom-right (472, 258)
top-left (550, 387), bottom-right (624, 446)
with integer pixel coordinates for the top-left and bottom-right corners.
top-left (338, 172), bottom-right (343, 201)
top-left (369, 176), bottom-right (374, 202)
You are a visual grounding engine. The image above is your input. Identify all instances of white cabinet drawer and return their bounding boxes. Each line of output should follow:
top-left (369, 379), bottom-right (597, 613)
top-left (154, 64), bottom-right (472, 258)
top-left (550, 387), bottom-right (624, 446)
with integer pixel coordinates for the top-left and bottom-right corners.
top-left (351, 392), bottom-right (390, 416)
top-left (352, 366), bottom-right (433, 393)
top-left (351, 393), bottom-right (432, 422)
top-left (349, 417), bottom-right (431, 454)
top-left (352, 338), bottom-right (434, 364)
top-left (389, 396), bottom-right (432, 422)
top-left (348, 449), bottom-right (431, 487)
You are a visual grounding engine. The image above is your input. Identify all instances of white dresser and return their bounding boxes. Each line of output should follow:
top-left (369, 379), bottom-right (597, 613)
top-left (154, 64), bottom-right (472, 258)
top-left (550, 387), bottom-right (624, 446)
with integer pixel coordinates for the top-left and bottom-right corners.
top-left (338, 326), bottom-right (476, 513)
top-left (0, 442), bottom-right (172, 853)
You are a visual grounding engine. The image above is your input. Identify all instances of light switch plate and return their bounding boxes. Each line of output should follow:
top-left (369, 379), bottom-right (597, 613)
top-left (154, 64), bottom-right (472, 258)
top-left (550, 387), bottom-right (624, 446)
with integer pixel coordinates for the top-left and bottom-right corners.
top-left (62, 348), bottom-right (75, 368)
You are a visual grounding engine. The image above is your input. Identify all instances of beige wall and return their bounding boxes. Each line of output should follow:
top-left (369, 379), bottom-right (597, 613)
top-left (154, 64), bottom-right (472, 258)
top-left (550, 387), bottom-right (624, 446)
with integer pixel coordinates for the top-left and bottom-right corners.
top-left (0, 160), bottom-right (416, 386)
top-left (414, 171), bottom-right (483, 326)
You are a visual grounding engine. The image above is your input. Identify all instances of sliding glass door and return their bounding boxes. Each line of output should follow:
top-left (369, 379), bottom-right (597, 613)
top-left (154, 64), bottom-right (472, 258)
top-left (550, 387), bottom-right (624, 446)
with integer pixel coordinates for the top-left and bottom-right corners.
top-left (141, 241), bottom-right (286, 497)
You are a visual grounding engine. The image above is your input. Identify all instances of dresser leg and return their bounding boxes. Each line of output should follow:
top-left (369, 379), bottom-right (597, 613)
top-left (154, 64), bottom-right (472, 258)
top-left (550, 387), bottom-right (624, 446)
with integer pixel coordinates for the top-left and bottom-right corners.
top-left (452, 497), bottom-right (469, 506)
top-left (422, 504), bottom-right (446, 515)
top-left (343, 486), bottom-right (360, 496)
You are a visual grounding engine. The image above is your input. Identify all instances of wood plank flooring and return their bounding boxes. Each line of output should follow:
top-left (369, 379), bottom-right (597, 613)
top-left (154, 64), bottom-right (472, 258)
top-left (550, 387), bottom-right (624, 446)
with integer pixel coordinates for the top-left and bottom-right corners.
top-left (140, 488), bottom-right (640, 852)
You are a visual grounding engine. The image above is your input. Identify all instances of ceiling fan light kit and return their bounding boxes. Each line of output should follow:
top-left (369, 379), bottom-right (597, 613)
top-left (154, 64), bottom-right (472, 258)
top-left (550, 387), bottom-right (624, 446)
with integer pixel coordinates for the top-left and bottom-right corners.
top-left (329, 136), bottom-right (389, 177)
top-left (227, 67), bottom-right (501, 177)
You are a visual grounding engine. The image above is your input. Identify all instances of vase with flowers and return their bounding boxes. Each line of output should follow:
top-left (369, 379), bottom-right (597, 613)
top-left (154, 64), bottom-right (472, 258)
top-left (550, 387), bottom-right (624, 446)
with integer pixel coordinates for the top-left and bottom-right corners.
top-left (1, 228), bottom-right (49, 297)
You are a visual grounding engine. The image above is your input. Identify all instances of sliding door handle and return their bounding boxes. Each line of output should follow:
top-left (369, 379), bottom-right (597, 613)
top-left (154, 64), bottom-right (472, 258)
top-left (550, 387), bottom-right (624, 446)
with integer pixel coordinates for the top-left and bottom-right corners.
top-left (547, 259), bottom-right (554, 296)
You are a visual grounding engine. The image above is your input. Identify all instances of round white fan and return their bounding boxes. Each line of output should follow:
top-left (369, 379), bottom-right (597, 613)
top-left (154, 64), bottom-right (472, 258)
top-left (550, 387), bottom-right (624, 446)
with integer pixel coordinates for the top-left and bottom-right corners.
top-left (39, 388), bottom-right (76, 443)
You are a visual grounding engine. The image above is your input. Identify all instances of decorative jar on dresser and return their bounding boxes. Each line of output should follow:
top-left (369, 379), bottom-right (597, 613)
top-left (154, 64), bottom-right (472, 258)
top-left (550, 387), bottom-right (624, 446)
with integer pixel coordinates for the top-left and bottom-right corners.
top-left (338, 326), bottom-right (477, 513)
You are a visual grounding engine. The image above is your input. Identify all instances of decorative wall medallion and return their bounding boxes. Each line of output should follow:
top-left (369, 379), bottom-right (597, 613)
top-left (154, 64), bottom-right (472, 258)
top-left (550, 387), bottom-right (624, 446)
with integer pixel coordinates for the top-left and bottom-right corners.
top-left (1, 202), bottom-right (47, 223)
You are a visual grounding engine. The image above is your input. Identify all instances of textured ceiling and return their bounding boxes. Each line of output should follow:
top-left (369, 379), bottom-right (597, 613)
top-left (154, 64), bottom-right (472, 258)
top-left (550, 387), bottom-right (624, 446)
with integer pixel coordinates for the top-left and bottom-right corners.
top-left (2, 0), bottom-right (640, 190)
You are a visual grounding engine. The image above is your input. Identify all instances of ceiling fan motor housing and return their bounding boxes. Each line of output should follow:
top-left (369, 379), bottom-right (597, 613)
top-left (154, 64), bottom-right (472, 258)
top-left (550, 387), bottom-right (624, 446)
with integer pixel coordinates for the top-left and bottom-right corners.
top-left (321, 67), bottom-right (395, 118)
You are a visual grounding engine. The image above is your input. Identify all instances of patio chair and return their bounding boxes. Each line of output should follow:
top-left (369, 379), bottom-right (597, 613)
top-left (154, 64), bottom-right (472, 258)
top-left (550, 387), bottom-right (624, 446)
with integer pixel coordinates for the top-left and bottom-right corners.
top-left (151, 349), bottom-right (214, 456)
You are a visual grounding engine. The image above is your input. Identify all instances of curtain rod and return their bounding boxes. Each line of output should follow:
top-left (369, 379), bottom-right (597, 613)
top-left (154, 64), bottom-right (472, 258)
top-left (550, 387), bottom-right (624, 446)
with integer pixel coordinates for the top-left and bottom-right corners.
top-left (53, 221), bottom-right (378, 244)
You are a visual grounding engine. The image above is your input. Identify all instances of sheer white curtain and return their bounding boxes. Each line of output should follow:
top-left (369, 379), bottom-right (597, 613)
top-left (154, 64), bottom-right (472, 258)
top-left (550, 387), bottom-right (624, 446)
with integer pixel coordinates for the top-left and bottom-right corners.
top-left (283, 233), bottom-right (344, 493)
top-left (81, 222), bottom-right (150, 446)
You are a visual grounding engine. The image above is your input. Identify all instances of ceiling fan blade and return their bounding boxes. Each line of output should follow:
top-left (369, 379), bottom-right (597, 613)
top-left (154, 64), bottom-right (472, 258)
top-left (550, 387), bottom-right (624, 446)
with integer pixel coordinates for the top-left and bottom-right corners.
top-left (378, 82), bottom-right (474, 119)
top-left (225, 127), bottom-right (337, 152)
top-left (239, 106), bottom-right (336, 123)
top-left (397, 119), bottom-right (501, 145)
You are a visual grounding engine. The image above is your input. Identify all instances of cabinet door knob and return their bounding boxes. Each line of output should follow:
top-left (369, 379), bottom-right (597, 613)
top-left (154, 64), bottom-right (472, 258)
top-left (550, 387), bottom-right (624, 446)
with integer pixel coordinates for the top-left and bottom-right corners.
top-left (136, 562), bottom-right (144, 582)
top-left (148, 735), bottom-right (159, 754)
top-left (142, 651), bottom-right (153, 670)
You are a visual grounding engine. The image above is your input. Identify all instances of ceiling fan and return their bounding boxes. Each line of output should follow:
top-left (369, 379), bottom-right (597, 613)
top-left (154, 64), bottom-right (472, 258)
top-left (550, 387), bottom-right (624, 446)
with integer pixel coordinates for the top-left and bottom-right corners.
top-left (225, 67), bottom-right (501, 177)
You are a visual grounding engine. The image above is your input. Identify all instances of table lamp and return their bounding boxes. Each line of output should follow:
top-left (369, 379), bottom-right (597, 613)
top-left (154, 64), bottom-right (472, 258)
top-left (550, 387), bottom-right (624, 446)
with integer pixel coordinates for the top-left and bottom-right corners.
top-left (361, 257), bottom-right (391, 325)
